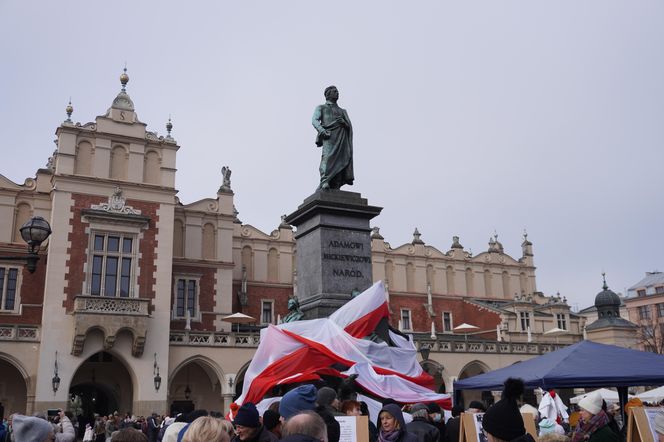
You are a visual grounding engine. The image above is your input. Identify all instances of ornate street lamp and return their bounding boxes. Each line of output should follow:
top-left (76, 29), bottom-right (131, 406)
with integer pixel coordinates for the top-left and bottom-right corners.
top-left (52, 351), bottom-right (61, 394)
top-left (1, 216), bottom-right (52, 273)
top-left (153, 353), bottom-right (162, 391)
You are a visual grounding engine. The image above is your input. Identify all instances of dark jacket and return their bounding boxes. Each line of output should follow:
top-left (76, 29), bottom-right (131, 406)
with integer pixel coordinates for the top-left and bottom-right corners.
top-left (377, 404), bottom-right (417, 442)
top-left (588, 425), bottom-right (620, 442)
top-left (231, 426), bottom-right (279, 442)
top-left (406, 417), bottom-right (440, 442)
top-left (442, 417), bottom-right (459, 442)
top-left (316, 405), bottom-right (341, 442)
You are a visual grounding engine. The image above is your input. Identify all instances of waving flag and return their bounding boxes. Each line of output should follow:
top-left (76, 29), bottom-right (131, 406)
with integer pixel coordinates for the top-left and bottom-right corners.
top-left (234, 281), bottom-right (451, 409)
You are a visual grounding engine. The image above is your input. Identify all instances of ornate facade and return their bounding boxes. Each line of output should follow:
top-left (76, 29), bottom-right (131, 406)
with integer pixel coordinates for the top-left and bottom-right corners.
top-left (0, 72), bottom-right (584, 418)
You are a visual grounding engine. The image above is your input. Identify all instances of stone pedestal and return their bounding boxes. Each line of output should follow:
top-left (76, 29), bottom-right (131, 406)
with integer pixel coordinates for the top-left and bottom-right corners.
top-left (285, 189), bottom-right (382, 319)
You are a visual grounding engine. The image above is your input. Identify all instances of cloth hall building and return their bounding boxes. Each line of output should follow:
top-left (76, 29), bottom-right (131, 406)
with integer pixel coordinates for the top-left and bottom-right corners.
top-left (0, 73), bottom-right (584, 418)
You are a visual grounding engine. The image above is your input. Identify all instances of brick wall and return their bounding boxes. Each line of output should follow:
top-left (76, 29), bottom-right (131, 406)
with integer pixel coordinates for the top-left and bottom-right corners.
top-left (0, 248), bottom-right (47, 324)
top-left (171, 264), bottom-right (217, 331)
top-left (389, 293), bottom-right (501, 338)
top-left (232, 282), bottom-right (293, 324)
top-left (64, 193), bottom-right (160, 311)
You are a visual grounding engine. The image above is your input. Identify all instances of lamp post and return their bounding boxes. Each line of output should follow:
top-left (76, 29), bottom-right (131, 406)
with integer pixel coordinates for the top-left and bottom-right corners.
top-left (1, 216), bottom-right (52, 273)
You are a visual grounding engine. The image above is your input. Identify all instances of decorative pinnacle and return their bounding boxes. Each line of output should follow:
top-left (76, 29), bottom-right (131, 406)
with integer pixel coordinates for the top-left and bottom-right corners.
top-left (120, 66), bottom-right (129, 91)
top-left (65, 99), bottom-right (73, 122)
top-left (166, 115), bottom-right (173, 136)
top-left (602, 272), bottom-right (608, 291)
top-left (523, 229), bottom-right (528, 241)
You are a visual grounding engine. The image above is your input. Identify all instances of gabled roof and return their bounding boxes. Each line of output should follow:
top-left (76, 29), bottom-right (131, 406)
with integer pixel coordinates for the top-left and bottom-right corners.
top-left (628, 272), bottom-right (664, 293)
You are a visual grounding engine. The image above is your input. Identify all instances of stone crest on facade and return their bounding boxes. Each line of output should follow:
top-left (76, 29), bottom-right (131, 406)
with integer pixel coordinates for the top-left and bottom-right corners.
top-left (91, 187), bottom-right (142, 215)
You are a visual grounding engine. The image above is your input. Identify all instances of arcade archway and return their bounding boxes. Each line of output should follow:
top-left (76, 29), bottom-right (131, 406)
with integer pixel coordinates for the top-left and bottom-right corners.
top-left (69, 351), bottom-right (133, 417)
top-left (0, 356), bottom-right (28, 418)
top-left (458, 360), bottom-right (493, 407)
top-left (169, 358), bottom-right (224, 415)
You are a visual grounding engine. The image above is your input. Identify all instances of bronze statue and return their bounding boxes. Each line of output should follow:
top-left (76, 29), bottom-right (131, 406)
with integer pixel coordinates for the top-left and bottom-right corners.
top-left (283, 296), bottom-right (304, 322)
top-left (312, 86), bottom-right (354, 190)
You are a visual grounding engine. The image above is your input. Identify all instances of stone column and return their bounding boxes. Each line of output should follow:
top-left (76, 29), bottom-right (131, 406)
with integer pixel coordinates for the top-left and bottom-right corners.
top-left (285, 190), bottom-right (382, 318)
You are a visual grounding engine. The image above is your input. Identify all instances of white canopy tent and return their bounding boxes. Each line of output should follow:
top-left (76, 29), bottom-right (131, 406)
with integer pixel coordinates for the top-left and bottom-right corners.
top-left (570, 388), bottom-right (633, 404)
top-left (636, 385), bottom-right (664, 403)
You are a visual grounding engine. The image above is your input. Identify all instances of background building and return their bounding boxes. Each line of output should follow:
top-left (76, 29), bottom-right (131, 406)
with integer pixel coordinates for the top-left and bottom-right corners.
top-left (0, 73), bottom-right (583, 418)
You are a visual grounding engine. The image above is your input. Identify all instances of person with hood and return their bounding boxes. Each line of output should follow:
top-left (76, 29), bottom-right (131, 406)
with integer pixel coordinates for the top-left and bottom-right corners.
top-left (482, 378), bottom-right (535, 442)
top-left (10, 414), bottom-right (55, 442)
top-left (571, 392), bottom-right (619, 442)
top-left (406, 404), bottom-right (439, 442)
top-left (377, 404), bottom-right (417, 442)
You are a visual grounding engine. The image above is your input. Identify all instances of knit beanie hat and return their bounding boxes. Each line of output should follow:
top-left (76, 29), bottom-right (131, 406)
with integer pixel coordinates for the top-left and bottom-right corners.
top-left (578, 391), bottom-right (603, 415)
top-left (279, 384), bottom-right (318, 419)
top-left (234, 402), bottom-right (260, 428)
top-left (482, 378), bottom-right (526, 442)
top-left (263, 409), bottom-right (281, 430)
top-left (317, 387), bottom-right (338, 407)
top-left (12, 414), bottom-right (53, 442)
top-left (654, 412), bottom-right (664, 436)
top-left (427, 403), bottom-right (442, 414)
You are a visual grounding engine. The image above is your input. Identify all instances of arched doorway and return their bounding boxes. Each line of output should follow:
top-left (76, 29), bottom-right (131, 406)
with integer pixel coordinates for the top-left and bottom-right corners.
top-left (169, 358), bottom-right (224, 416)
top-left (69, 351), bottom-right (133, 418)
top-left (458, 360), bottom-right (492, 408)
top-left (0, 356), bottom-right (28, 417)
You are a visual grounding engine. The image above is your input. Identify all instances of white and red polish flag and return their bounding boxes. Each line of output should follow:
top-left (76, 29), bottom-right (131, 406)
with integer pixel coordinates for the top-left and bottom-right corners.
top-left (234, 281), bottom-right (451, 410)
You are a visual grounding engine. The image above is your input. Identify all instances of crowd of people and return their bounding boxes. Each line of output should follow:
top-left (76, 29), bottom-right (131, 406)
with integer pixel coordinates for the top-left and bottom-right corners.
top-left (2, 380), bottom-right (664, 442)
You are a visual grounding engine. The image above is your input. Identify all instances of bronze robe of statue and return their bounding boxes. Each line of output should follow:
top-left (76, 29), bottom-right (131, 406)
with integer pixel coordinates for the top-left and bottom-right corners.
top-left (312, 101), bottom-right (354, 190)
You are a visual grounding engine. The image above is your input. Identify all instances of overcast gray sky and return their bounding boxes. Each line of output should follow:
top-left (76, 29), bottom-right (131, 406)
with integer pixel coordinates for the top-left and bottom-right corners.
top-left (2, 1), bottom-right (663, 311)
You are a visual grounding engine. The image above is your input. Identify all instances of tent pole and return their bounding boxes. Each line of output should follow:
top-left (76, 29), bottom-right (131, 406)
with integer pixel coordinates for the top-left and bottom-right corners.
top-left (617, 386), bottom-right (628, 430)
top-left (454, 387), bottom-right (463, 408)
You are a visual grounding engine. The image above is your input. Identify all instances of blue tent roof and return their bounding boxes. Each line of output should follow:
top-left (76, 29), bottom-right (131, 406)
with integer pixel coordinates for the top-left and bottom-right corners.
top-left (454, 340), bottom-right (664, 391)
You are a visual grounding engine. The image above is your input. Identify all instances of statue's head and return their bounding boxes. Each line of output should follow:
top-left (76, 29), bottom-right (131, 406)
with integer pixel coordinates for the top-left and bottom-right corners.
top-left (288, 297), bottom-right (297, 310)
top-left (324, 85), bottom-right (339, 102)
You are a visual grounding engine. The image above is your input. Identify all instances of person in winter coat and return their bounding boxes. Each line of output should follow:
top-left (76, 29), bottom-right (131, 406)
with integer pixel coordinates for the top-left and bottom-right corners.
top-left (442, 405), bottom-right (463, 442)
top-left (482, 378), bottom-right (535, 442)
top-left (54, 411), bottom-right (77, 442)
top-left (231, 403), bottom-right (278, 442)
top-left (572, 392), bottom-right (619, 442)
top-left (377, 404), bottom-right (417, 442)
top-left (426, 403), bottom-right (446, 442)
top-left (406, 404), bottom-right (439, 442)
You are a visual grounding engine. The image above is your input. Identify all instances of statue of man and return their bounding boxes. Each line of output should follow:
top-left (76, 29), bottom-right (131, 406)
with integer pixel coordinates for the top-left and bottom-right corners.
top-left (312, 86), bottom-right (354, 190)
top-left (283, 296), bottom-right (304, 322)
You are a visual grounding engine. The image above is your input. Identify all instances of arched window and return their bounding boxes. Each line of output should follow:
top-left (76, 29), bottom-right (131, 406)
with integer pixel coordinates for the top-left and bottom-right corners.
top-left (502, 271), bottom-right (510, 299)
top-left (75, 141), bottom-right (93, 175)
top-left (13, 203), bottom-right (31, 243)
top-left (110, 145), bottom-right (128, 180)
top-left (426, 265), bottom-right (436, 292)
top-left (484, 269), bottom-right (492, 296)
top-left (446, 266), bottom-right (455, 294)
top-left (385, 260), bottom-right (394, 287)
top-left (465, 268), bottom-right (474, 295)
top-left (173, 219), bottom-right (184, 257)
top-left (406, 263), bottom-right (415, 292)
top-left (202, 223), bottom-right (216, 260)
top-left (267, 248), bottom-right (279, 282)
top-left (143, 150), bottom-right (161, 184)
top-left (241, 246), bottom-right (253, 280)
